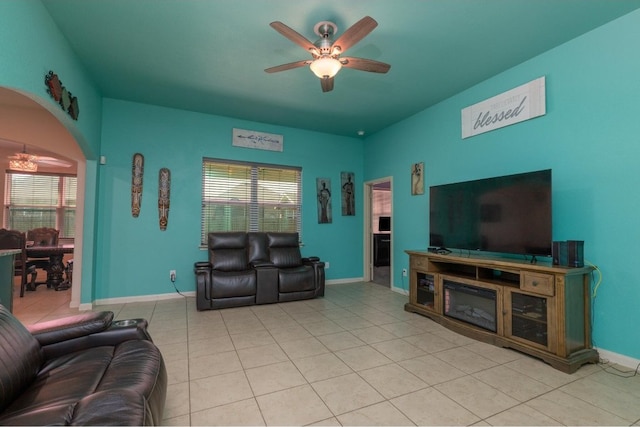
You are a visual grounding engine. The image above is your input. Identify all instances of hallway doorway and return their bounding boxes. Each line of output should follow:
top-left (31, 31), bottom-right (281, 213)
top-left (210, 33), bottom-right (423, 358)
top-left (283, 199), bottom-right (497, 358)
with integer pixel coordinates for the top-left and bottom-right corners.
top-left (364, 177), bottom-right (392, 287)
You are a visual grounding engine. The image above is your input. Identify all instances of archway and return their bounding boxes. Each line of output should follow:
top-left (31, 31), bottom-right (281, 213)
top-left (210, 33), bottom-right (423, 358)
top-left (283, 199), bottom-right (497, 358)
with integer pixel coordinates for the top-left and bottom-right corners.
top-left (0, 87), bottom-right (86, 309)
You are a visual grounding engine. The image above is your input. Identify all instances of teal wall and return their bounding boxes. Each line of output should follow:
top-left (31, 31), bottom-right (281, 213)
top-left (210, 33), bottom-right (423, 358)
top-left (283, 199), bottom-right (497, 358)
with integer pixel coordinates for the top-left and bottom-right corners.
top-left (97, 99), bottom-right (364, 299)
top-left (364, 10), bottom-right (640, 359)
top-left (2, 1), bottom-right (639, 361)
top-left (0, 0), bottom-right (103, 304)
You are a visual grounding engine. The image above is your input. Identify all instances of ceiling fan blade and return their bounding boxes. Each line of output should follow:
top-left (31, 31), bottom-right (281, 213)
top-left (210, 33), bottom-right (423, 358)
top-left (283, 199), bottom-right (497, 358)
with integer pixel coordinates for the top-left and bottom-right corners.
top-left (37, 156), bottom-right (73, 167)
top-left (270, 21), bottom-right (319, 55)
top-left (331, 16), bottom-right (378, 54)
top-left (320, 76), bottom-right (334, 92)
top-left (265, 60), bottom-right (311, 73)
top-left (340, 57), bottom-right (391, 73)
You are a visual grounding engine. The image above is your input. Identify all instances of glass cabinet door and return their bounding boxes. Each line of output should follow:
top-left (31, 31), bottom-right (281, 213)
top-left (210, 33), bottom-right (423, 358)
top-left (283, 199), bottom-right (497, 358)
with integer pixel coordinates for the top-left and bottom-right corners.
top-left (506, 289), bottom-right (554, 351)
top-left (416, 272), bottom-right (439, 313)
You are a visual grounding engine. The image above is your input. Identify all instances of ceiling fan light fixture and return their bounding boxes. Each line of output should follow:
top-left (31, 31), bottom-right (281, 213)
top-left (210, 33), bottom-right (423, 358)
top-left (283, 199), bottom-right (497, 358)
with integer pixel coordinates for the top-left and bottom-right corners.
top-left (9, 153), bottom-right (38, 172)
top-left (309, 56), bottom-right (342, 79)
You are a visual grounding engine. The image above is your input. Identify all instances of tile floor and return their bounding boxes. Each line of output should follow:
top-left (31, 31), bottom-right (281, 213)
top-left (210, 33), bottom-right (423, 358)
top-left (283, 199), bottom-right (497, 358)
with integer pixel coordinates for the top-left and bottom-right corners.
top-left (12, 281), bottom-right (640, 426)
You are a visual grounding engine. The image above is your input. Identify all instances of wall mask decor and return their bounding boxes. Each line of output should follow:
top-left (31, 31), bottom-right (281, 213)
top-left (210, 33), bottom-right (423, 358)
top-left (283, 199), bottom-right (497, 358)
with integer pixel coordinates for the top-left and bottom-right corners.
top-left (131, 153), bottom-right (144, 217)
top-left (158, 168), bottom-right (171, 230)
top-left (316, 178), bottom-right (332, 224)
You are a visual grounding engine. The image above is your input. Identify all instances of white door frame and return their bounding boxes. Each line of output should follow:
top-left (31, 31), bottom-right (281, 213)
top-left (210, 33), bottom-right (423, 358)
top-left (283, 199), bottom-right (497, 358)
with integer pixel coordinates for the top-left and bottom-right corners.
top-left (363, 176), bottom-right (393, 284)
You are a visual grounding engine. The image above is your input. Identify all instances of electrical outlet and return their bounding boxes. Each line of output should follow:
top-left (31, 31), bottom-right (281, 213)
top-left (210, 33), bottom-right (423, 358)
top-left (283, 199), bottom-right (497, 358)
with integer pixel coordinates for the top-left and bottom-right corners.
top-left (170, 270), bottom-right (176, 282)
top-left (325, 262), bottom-right (330, 269)
top-left (402, 268), bottom-right (408, 276)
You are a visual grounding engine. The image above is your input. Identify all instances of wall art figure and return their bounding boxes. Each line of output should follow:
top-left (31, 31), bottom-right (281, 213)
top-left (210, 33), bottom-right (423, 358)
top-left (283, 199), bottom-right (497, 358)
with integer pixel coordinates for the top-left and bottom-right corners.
top-left (131, 153), bottom-right (144, 217)
top-left (341, 172), bottom-right (355, 216)
top-left (316, 178), bottom-right (332, 224)
top-left (411, 162), bottom-right (424, 195)
top-left (158, 168), bottom-right (171, 230)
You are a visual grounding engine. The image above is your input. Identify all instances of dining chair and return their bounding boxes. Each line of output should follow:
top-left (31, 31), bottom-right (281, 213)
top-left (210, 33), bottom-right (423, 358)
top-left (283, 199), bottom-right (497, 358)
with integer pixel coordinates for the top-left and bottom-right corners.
top-left (0, 229), bottom-right (36, 297)
top-left (26, 227), bottom-right (60, 289)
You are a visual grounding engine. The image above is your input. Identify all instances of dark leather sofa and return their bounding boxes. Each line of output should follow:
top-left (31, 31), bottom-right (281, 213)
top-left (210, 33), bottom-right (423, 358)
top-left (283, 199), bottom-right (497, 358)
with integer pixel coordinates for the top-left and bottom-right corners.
top-left (0, 305), bottom-right (167, 426)
top-left (195, 232), bottom-right (325, 310)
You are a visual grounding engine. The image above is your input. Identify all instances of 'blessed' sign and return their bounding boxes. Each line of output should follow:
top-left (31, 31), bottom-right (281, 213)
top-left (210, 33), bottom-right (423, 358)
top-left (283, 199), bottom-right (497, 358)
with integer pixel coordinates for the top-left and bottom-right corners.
top-left (461, 77), bottom-right (546, 139)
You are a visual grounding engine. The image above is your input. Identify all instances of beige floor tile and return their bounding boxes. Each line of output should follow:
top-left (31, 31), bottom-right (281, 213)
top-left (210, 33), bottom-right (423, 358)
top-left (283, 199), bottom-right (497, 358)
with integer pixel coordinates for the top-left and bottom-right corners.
top-left (165, 358), bottom-right (189, 385)
top-left (359, 363), bottom-right (428, 399)
top-left (472, 365), bottom-right (553, 402)
top-left (267, 324), bottom-right (312, 342)
top-left (485, 403), bottom-right (561, 425)
top-left (230, 329), bottom-right (276, 350)
top-left (463, 340), bottom-right (524, 364)
top-left (302, 319), bottom-right (346, 336)
top-left (403, 331), bottom-right (459, 353)
top-left (312, 372), bottom-right (385, 415)
top-left (188, 350), bottom-right (243, 380)
top-left (560, 376), bottom-right (640, 423)
top-left (245, 360), bottom-right (307, 396)
top-left (349, 325), bottom-right (398, 344)
top-left (371, 338), bottom-right (427, 361)
top-left (293, 352), bottom-right (353, 382)
top-left (435, 375), bottom-right (519, 419)
top-left (189, 370), bottom-right (253, 413)
top-left (156, 341), bottom-right (189, 362)
top-left (337, 401), bottom-right (414, 426)
top-left (190, 398), bottom-right (265, 426)
top-left (162, 414), bottom-right (191, 426)
top-left (399, 354), bottom-right (466, 385)
top-left (236, 343), bottom-right (289, 369)
top-left (163, 381), bottom-right (190, 420)
top-left (188, 334), bottom-right (234, 358)
top-left (316, 331), bottom-right (366, 351)
top-left (335, 345), bottom-right (393, 371)
top-left (505, 356), bottom-right (576, 388)
top-left (432, 346), bottom-right (499, 374)
top-left (526, 389), bottom-right (629, 425)
top-left (257, 384), bottom-right (333, 426)
top-left (278, 336), bottom-right (330, 359)
top-left (332, 315), bottom-right (375, 330)
top-left (379, 321), bottom-right (428, 338)
top-left (390, 387), bottom-right (481, 426)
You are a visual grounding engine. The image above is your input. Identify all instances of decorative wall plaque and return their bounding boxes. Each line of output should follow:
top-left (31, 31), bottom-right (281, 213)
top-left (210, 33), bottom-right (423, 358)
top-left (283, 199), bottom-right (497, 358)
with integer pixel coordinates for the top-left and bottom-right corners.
top-left (44, 71), bottom-right (80, 120)
top-left (158, 168), bottom-right (171, 231)
top-left (232, 128), bottom-right (283, 152)
top-left (131, 153), bottom-right (144, 217)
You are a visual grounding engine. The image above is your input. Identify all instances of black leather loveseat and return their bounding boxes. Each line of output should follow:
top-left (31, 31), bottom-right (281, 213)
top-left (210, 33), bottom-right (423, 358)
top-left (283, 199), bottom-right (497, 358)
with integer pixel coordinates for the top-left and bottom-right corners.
top-left (0, 305), bottom-right (167, 426)
top-left (194, 232), bottom-right (325, 310)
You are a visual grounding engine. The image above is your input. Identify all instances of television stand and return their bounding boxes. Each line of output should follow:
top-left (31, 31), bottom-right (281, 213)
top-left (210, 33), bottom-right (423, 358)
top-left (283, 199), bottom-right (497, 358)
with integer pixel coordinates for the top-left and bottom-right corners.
top-left (405, 250), bottom-right (598, 373)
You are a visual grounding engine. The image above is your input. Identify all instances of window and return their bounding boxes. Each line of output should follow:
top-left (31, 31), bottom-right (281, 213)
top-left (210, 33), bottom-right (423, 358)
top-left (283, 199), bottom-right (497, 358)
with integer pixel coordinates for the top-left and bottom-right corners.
top-left (201, 158), bottom-right (301, 244)
top-left (4, 172), bottom-right (77, 238)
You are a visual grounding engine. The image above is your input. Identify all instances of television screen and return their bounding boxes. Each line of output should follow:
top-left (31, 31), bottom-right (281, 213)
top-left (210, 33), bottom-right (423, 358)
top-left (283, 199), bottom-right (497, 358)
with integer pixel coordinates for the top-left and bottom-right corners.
top-left (429, 169), bottom-right (552, 256)
top-left (378, 216), bottom-right (391, 232)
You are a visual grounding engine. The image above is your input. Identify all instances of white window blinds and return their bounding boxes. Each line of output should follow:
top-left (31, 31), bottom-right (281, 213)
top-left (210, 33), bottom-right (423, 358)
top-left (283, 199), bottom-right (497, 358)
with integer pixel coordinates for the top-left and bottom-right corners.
top-left (4, 172), bottom-right (77, 238)
top-left (201, 158), bottom-right (301, 244)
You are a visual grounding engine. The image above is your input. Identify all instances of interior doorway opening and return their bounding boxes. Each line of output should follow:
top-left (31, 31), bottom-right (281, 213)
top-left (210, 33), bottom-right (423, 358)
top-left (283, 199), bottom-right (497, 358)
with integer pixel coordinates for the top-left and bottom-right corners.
top-left (364, 177), bottom-right (392, 287)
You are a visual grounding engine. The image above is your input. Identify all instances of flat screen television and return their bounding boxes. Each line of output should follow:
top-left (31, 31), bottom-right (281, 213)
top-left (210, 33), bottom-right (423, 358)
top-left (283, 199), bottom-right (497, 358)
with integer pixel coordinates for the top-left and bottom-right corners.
top-left (429, 169), bottom-right (552, 257)
top-left (378, 216), bottom-right (391, 232)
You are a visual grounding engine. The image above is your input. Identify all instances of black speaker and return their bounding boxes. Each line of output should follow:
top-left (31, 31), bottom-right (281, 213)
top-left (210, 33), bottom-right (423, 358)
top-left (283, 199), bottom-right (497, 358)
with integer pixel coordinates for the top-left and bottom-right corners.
top-left (567, 240), bottom-right (584, 268)
top-left (552, 241), bottom-right (568, 266)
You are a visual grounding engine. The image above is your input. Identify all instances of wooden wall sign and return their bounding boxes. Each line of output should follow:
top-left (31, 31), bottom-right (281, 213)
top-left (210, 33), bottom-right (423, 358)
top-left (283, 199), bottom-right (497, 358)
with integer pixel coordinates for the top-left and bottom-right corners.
top-left (131, 153), bottom-right (144, 217)
top-left (461, 76), bottom-right (545, 139)
top-left (158, 168), bottom-right (171, 231)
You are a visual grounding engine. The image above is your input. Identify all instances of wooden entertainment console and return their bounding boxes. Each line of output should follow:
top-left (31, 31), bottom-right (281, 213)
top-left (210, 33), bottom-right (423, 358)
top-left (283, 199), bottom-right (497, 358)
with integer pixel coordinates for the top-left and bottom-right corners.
top-left (404, 250), bottom-right (599, 373)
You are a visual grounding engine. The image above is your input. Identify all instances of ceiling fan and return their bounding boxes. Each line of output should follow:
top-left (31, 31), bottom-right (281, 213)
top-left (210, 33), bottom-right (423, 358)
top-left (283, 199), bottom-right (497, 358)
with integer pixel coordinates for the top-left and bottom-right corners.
top-left (8, 144), bottom-right (72, 172)
top-left (265, 16), bottom-right (391, 92)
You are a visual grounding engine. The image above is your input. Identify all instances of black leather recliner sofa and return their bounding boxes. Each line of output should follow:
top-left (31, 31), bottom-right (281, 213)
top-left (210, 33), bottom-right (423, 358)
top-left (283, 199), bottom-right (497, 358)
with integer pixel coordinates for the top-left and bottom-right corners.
top-left (0, 305), bottom-right (167, 426)
top-left (194, 232), bottom-right (325, 310)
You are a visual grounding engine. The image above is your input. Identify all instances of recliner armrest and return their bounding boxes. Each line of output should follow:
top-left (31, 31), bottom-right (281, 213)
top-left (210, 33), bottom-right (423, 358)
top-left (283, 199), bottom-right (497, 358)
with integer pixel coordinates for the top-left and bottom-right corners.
top-left (251, 259), bottom-right (275, 268)
top-left (27, 310), bottom-right (114, 346)
top-left (194, 261), bottom-right (212, 271)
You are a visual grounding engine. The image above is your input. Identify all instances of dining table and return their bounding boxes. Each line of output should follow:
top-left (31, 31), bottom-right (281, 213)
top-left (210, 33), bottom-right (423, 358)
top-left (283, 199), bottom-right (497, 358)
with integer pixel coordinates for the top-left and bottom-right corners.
top-left (26, 244), bottom-right (74, 291)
